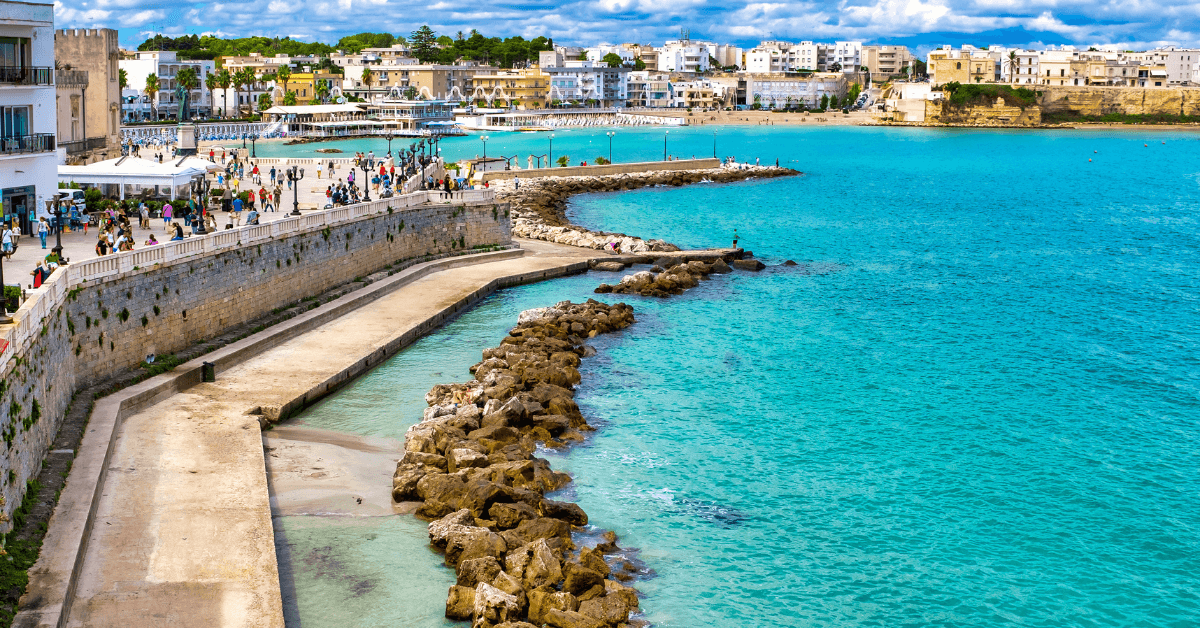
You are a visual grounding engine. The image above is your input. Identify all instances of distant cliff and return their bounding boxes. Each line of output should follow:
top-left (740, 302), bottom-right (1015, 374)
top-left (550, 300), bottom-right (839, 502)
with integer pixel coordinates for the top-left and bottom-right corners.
top-left (1037, 86), bottom-right (1200, 122)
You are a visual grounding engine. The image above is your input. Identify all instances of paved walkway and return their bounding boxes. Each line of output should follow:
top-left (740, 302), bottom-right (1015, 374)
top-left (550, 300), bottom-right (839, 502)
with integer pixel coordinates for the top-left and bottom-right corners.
top-left (63, 240), bottom-right (595, 627)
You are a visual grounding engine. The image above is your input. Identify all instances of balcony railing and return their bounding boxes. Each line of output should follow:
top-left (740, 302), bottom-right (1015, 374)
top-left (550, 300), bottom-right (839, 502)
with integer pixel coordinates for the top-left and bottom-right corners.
top-left (0, 133), bottom-right (56, 155)
top-left (0, 66), bottom-right (53, 85)
top-left (60, 137), bottom-right (108, 155)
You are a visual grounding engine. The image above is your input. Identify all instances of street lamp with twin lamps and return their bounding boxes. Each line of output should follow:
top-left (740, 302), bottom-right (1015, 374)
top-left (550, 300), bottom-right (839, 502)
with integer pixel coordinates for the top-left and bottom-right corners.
top-left (250, 133), bottom-right (258, 158)
top-left (190, 177), bottom-right (209, 234)
top-left (480, 135), bottom-right (489, 161)
top-left (663, 129), bottom-right (669, 161)
top-left (606, 131), bottom-right (616, 163)
top-left (359, 161), bottom-right (372, 202)
top-left (287, 166), bottom-right (305, 216)
top-left (384, 131), bottom-right (395, 157)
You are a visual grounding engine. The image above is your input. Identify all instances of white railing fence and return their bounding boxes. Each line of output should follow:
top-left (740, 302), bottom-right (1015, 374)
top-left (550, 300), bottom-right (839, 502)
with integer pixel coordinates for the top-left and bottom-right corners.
top-left (0, 181), bottom-right (495, 365)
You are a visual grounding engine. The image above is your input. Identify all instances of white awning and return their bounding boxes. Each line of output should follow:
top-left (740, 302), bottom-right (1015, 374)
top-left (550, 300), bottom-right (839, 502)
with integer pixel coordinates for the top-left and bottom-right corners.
top-left (58, 156), bottom-right (209, 194)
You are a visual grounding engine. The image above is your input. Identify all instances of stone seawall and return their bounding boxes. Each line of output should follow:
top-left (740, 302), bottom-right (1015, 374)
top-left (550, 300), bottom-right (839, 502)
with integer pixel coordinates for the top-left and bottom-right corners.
top-left (1038, 86), bottom-right (1200, 117)
top-left (494, 165), bottom-right (799, 252)
top-left (0, 198), bottom-right (511, 528)
top-left (480, 158), bottom-right (721, 182)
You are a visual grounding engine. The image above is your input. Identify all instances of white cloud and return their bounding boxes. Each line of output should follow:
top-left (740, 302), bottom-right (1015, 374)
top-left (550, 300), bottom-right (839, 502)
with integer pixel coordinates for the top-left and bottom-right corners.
top-left (43, 0), bottom-right (1200, 52)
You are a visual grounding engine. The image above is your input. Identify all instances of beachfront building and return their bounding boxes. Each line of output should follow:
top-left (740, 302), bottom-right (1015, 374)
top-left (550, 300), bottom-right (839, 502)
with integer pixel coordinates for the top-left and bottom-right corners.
top-left (861, 45), bottom-right (914, 79)
top-left (119, 51), bottom-right (215, 121)
top-left (585, 45), bottom-right (635, 66)
top-left (627, 72), bottom-right (671, 107)
top-left (928, 46), bottom-right (997, 86)
top-left (830, 41), bottom-right (863, 72)
top-left (54, 28), bottom-right (120, 164)
top-left (469, 68), bottom-right (548, 108)
top-left (541, 59), bottom-right (629, 107)
top-left (746, 41), bottom-right (831, 73)
top-left (277, 71), bottom-right (339, 105)
top-left (1150, 47), bottom-right (1200, 84)
top-left (741, 72), bottom-right (848, 108)
top-left (658, 40), bottom-right (740, 74)
top-left (670, 78), bottom-right (732, 109)
top-left (344, 63), bottom-right (492, 102)
top-left (0, 0), bottom-right (57, 232)
top-left (1009, 51), bottom-right (1040, 84)
top-left (330, 44), bottom-right (414, 68)
top-left (619, 44), bottom-right (659, 71)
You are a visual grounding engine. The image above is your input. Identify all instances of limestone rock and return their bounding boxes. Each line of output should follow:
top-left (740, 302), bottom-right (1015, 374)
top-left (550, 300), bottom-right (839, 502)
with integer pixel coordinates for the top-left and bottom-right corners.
top-left (543, 608), bottom-right (607, 628)
top-left (446, 584), bottom-right (477, 620)
top-left (604, 579), bottom-right (640, 610)
top-left (578, 546), bottom-right (610, 577)
top-left (540, 499), bottom-right (588, 526)
top-left (489, 501), bottom-right (538, 530)
top-left (710, 258), bottom-right (732, 273)
top-left (578, 594), bottom-right (632, 625)
top-left (591, 261), bottom-right (625, 272)
top-left (446, 527), bottom-right (508, 567)
top-left (732, 259), bottom-right (765, 271)
top-left (449, 448), bottom-right (491, 473)
top-left (473, 582), bottom-right (521, 628)
top-left (501, 517), bottom-right (572, 549)
top-left (562, 561), bottom-right (605, 596)
top-left (457, 556), bottom-right (503, 588)
top-left (505, 538), bottom-right (563, 590)
top-left (528, 590), bottom-right (579, 625)
top-left (429, 509), bottom-right (478, 546)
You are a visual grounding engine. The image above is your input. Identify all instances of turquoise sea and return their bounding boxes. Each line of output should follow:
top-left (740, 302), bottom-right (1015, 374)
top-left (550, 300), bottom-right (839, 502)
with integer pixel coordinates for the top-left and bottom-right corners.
top-left (276, 127), bottom-right (1200, 627)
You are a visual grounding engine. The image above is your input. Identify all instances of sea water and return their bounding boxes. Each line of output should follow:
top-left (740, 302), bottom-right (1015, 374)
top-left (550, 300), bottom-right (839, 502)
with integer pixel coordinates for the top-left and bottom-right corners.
top-left (279, 127), bottom-right (1200, 627)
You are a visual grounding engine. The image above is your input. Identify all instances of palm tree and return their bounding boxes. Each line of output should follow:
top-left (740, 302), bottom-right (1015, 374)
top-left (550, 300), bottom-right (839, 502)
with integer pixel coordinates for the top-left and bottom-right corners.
top-left (216, 68), bottom-right (232, 118)
top-left (283, 91), bottom-right (297, 106)
top-left (144, 73), bottom-right (159, 120)
top-left (314, 81), bottom-right (330, 104)
top-left (276, 64), bottom-right (291, 90)
top-left (361, 67), bottom-right (373, 98)
top-left (1007, 51), bottom-right (1018, 84)
top-left (205, 72), bottom-right (219, 118)
top-left (235, 68), bottom-right (256, 117)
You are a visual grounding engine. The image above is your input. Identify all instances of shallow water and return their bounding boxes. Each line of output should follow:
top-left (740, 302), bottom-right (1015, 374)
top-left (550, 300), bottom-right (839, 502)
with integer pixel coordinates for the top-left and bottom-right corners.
top-left (281, 127), bottom-right (1200, 627)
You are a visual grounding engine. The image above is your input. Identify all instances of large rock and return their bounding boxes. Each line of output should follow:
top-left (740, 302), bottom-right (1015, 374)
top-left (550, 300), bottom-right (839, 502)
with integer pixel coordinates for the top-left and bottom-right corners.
top-left (604, 579), bottom-right (639, 611)
top-left (528, 590), bottom-right (579, 625)
top-left (578, 546), bottom-right (610, 577)
top-left (446, 527), bottom-right (508, 567)
top-left (429, 509), bottom-right (477, 546)
top-left (446, 585), bottom-right (477, 620)
top-left (417, 472), bottom-right (468, 504)
top-left (540, 499), bottom-right (588, 526)
top-left (543, 608), bottom-right (607, 628)
top-left (448, 448), bottom-right (491, 473)
top-left (491, 570), bottom-right (527, 613)
top-left (488, 501), bottom-right (538, 530)
top-left (473, 583), bottom-right (521, 628)
top-left (562, 561), bottom-right (605, 596)
top-left (392, 464), bottom-right (430, 501)
top-left (710, 258), bottom-right (732, 273)
top-left (458, 479), bottom-right (510, 518)
top-left (500, 517), bottom-right (572, 549)
top-left (457, 556), bottom-right (503, 588)
top-left (577, 594), bottom-right (632, 625)
top-left (732, 259), bottom-right (765, 271)
top-left (505, 538), bottom-right (563, 590)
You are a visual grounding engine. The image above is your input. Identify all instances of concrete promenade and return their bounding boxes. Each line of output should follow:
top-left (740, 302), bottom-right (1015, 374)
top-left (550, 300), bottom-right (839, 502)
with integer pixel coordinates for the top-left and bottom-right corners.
top-left (20, 239), bottom-right (597, 628)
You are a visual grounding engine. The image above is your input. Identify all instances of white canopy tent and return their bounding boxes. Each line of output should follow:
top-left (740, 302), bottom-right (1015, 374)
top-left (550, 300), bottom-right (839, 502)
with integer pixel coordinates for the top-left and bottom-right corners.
top-left (58, 156), bottom-right (220, 200)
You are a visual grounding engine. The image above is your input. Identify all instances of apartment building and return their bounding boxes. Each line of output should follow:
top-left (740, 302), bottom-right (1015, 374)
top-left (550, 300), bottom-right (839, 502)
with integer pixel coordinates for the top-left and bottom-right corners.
top-left (470, 68), bottom-right (548, 107)
top-left (742, 72), bottom-right (848, 108)
top-left (542, 60), bottom-right (629, 106)
top-left (627, 71), bottom-right (671, 107)
top-left (0, 0), bottom-right (56, 232)
top-left (670, 78), bottom-right (732, 108)
top-left (928, 46), bottom-right (996, 86)
top-left (830, 41), bottom-right (863, 72)
top-left (279, 71), bottom-right (339, 104)
top-left (1009, 51), bottom-right (1040, 84)
top-left (862, 45), bottom-right (913, 77)
top-left (585, 44), bottom-right (635, 66)
top-left (620, 44), bottom-right (658, 71)
top-left (344, 63), bottom-right (491, 101)
top-left (746, 41), bottom-right (834, 73)
top-left (658, 40), bottom-right (740, 73)
top-left (54, 28), bottom-right (119, 164)
top-left (119, 51), bottom-right (215, 120)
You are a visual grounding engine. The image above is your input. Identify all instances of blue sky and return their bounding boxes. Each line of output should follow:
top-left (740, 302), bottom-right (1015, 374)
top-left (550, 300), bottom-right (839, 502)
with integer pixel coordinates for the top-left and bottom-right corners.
top-left (51, 0), bottom-right (1197, 54)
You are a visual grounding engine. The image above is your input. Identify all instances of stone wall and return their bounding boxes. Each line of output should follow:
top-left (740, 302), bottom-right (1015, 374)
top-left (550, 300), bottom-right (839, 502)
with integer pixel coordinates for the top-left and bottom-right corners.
top-left (0, 197), bottom-right (510, 527)
top-left (1037, 86), bottom-right (1200, 117)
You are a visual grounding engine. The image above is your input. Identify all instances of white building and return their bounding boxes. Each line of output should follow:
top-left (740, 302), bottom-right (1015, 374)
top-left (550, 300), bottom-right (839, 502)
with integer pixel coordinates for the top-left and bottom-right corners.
top-left (743, 72), bottom-right (848, 108)
top-left (626, 71), bottom-right (671, 107)
top-left (1153, 47), bottom-right (1200, 84)
top-left (831, 41), bottom-right (863, 72)
top-left (543, 60), bottom-right (629, 106)
top-left (746, 41), bottom-right (830, 73)
top-left (657, 40), bottom-right (739, 73)
top-left (585, 44), bottom-right (635, 66)
top-left (119, 51), bottom-right (215, 121)
top-left (1, 0), bottom-right (57, 232)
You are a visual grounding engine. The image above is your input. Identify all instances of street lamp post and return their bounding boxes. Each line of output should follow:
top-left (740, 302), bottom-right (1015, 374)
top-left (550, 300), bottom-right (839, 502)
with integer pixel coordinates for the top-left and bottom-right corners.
top-left (606, 131), bottom-right (615, 163)
top-left (360, 162), bottom-right (371, 202)
top-left (713, 130), bottom-right (717, 159)
top-left (242, 133), bottom-right (247, 149)
top-left (287, 166), bottom-right (305, 216)
top-left (192, 177), bottom-right (209, 235)
top-left (51, 200), bottom-right (66, 262)
top-left (663, 130), bottom-right (669, 161)
top-left (548, 133), bottom-right (554, 168)
top-left (0, 250), bottom-right (8, 322)
top-left (384, 131), bottom-right (394, 157)
top-left (250, 133), bottom-right (257, 158)
top-left (481, 135), bottom-right (489, 161)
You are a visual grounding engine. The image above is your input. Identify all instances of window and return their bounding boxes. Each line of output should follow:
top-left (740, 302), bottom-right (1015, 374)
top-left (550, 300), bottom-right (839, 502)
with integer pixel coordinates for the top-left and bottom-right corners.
top-left (1, 105), bottom-right (31, 138)
top-left (0, 37), bottom-right (31, 68)
top-left (956, 62), bottom-right (961, 69)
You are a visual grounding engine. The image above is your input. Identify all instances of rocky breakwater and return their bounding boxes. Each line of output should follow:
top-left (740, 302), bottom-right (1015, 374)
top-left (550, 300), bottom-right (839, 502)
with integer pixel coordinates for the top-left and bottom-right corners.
top-left (596, 253), bottom-right (773, 298)
top-left (494, 165), bottom-right (799, 253)
top-left (393, 300), bottom-right (647, 628)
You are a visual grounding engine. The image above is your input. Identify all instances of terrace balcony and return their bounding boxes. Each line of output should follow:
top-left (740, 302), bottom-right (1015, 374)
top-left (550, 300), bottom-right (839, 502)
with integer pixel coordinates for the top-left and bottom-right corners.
top-left (0, 133), bottom-right (56, 155)
top-left (0, 66), bottom-right (53, 85)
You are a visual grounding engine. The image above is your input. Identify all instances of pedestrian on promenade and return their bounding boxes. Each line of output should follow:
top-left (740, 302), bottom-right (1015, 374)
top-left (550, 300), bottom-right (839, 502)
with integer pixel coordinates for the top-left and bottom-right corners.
top-left (140, 202), bottom-right (150, 229)
top-left (317, 163), bottom-right (323, 179)
top-left (163, 203), bottom-right (173, 225)
top-left (222, 187), bottom-right (233, 213)
top-left (270, 166), bottom-right (276, 183)
top-left (209, 148), bottom-right (215, 162)
top-left (260, 187), bottom-right (271, 212)
top-left (37, 218), bottom-right (48, 249)
top-left (273, 187), bottom-right (282, 212)
top-left (514, 176), bottom-right (520, 190)
top-left (232, 196), bottom-right (243, 226)
top-left (94, 233), bottom-right (109, 256)
top-left (247, 189), bottom-right (256, 211)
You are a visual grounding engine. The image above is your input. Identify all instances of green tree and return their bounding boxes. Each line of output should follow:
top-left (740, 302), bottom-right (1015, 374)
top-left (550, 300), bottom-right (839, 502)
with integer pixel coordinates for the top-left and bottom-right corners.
top-left (334, 32), bottom-right (395, 53)
top-left (1007, 50), bottom-right (1018, 84)
top-left (235, 68), bottom-right (256, 117)
top-left (819, 93), bottom-right (829, 110)
top-left (556, 155), bottom-right (569, 167)
top-left (276, 64), bottom-right (291, 89)
top-left (829, 94), bottom-right (839, 109)
top-left (119, 68), bottom-right (128, 91)
top-left (215, 68), bottom-right (232, 118)
top-left (602, 52), bottom-right (624, 68)
top-left (314, 81), bottom-right (330, 103)
top-left (578, 51), bottom-right (588, 61)
top-left (847, 83), bottom-right (862, 103)
top-left (257, 92), bottom-right (271, 112)
top-left (410, 25), bottom-right (438, 62)
top-left (144, 73), bottom-right (159, 119)
top-left (283, 91), bottom-right (297, 106)
top-left (633, 58), bottom-right (646, 71)
top-left (361, 67), bottom-right (373, 95)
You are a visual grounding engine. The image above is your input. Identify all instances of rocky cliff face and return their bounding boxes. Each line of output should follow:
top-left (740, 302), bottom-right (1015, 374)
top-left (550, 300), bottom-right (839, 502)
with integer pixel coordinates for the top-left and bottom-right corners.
top-left (1038, 86), bottom-right (1200, 117)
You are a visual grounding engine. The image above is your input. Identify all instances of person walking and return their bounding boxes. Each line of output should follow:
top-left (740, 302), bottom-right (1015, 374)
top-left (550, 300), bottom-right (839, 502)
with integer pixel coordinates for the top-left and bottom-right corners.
top-left (273, 186), bottom-right (282, 212)
top-left (37, 218), bottom-right (48, 249)
top-left (221, 186), bottom-right (233, 213)
top-left (139, 202), bottom-right (150, 229)
top-left (232, 196), bottom-right (243, 226)
top-left (163, 203), bottom-right (173, 226)
top-left (316, 163), bottom-right (323, 180)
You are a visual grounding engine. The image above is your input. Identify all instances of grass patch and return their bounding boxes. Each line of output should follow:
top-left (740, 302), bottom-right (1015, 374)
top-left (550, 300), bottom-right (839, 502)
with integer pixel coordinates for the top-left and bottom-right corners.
top-left (1041, 111), bottom-right (1200, 125)
top-left (941, 82), bottom-right (1040, 109)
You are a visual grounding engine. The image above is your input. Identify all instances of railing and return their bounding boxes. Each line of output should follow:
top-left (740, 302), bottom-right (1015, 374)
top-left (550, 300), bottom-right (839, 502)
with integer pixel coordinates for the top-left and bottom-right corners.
top-left (0, 133), bottom-right (55, 155)
top-left (61, 137), bottom-right (109, 155)
top-left (0, 172), bottom-right (497, 367)
top-left (0, 66), bottom-right (53, 86)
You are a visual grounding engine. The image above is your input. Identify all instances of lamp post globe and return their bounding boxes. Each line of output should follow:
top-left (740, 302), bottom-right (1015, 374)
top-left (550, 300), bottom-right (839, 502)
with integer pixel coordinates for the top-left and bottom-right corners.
top-left (606, 131), bottom-right (615, 163)
top-left (360, 162), bottom-right (371, 202)
top-left (663, 129), bottom-right (669, 161)
top-left (549, 133), bottom-right (555, 168)
top-left (481, 135), bottom-right (489, 161)
top-left (288, 166), bottom-right (305, 216)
